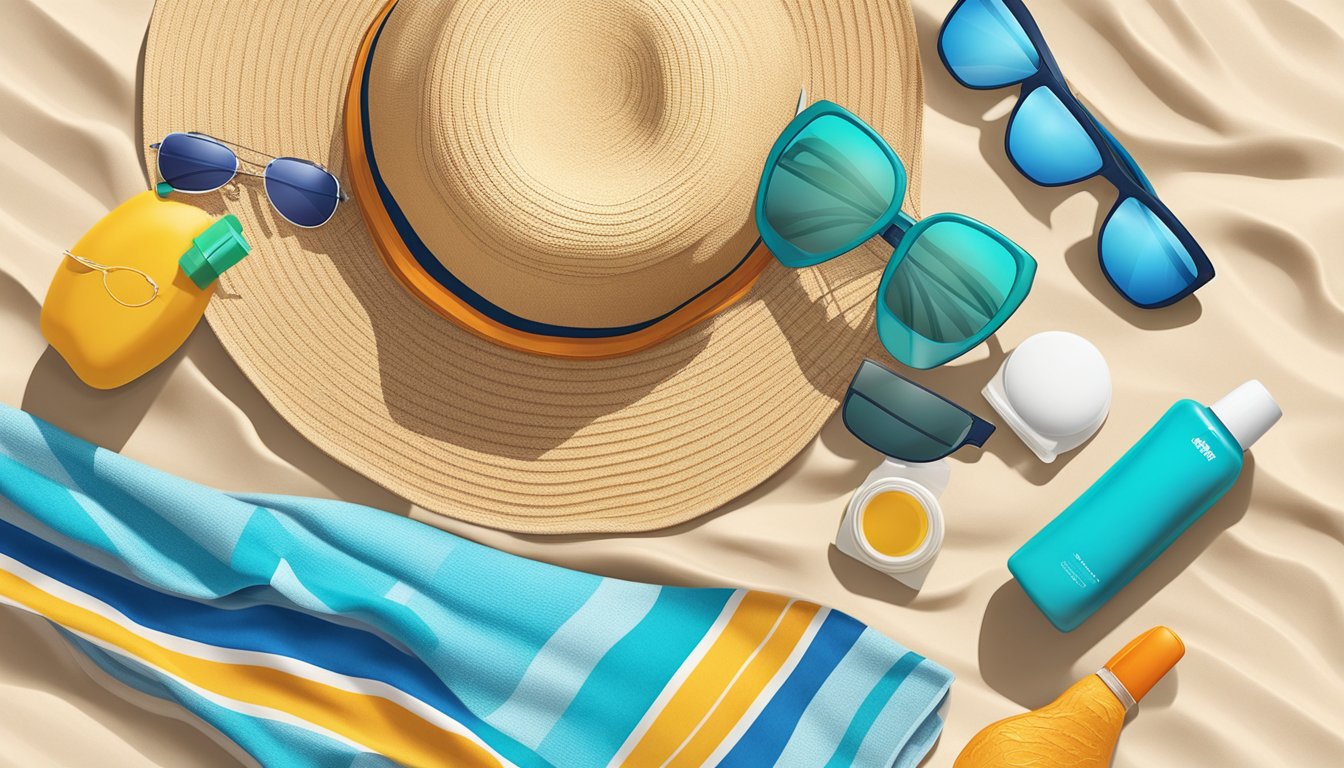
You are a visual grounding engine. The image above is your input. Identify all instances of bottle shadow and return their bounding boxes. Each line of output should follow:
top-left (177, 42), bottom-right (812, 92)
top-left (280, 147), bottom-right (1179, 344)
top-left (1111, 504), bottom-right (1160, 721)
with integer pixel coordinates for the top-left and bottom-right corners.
top-left (826, 545), bottom-right (922, 607)
top-left (977, 457), bottom-right (1254, 708)
top-left (22, 344), bottom-right (174, 454)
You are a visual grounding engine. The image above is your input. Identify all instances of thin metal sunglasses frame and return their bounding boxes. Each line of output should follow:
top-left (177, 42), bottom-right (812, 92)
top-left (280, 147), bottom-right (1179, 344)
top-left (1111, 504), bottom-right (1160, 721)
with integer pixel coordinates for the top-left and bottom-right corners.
top-left (150, 132), bottom-right (348, 229)
top-left (62, 251), bottom-right (160, 308)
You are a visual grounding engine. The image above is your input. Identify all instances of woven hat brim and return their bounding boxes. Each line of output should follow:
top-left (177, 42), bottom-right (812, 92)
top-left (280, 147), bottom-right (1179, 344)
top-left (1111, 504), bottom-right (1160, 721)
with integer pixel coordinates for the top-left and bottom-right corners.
top-left (140, 0), bottom-right (924, 533)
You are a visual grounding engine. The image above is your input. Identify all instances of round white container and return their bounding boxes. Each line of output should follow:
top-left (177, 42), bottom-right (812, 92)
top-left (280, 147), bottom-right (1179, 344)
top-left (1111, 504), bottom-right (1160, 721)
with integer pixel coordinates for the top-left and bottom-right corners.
top-left (837, 471), bottom-right (945, 589)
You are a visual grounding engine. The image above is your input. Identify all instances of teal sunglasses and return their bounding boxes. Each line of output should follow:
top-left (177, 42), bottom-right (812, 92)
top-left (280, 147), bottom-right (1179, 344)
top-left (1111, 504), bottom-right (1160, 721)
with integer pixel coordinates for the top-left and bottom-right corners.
top-left (755, 98), bottom-right (1037, 369)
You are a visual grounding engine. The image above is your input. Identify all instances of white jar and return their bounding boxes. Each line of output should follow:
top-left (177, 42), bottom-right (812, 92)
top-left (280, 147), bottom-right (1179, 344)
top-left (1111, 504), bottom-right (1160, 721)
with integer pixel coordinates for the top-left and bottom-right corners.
top-left (835, 459), bottom-right (948, 590)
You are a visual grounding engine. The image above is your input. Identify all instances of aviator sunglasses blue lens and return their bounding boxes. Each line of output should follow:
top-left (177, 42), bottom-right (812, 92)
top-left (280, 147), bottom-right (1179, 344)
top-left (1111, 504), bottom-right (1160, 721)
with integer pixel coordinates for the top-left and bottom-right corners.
top-left (152, 132), bottom-right (346, 228)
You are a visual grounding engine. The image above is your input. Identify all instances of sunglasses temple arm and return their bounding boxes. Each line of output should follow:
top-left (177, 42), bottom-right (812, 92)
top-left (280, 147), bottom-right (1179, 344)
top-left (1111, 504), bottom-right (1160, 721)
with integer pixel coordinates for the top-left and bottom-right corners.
top-left (205, 135), bottom-right (279, 162)
top-left (879, 210), bottom-right (918, 249)
top-left (964, 417), bottom-right (996, 448)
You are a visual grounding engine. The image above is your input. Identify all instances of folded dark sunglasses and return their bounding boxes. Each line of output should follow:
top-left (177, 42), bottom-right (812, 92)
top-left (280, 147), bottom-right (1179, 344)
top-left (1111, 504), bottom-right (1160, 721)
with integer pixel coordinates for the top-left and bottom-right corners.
top-left (843, 359), bottom-right (995, 462)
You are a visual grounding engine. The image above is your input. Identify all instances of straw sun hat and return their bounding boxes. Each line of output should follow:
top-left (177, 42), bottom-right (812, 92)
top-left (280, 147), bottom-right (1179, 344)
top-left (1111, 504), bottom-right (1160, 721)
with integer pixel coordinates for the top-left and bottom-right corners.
top-left (141, 0), bottom-right (925, 533)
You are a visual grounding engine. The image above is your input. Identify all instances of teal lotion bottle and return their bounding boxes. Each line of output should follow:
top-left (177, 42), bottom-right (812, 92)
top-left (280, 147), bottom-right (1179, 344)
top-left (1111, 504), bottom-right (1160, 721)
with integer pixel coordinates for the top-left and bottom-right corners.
top-left (1008, 381), bottom-right (1281, 631)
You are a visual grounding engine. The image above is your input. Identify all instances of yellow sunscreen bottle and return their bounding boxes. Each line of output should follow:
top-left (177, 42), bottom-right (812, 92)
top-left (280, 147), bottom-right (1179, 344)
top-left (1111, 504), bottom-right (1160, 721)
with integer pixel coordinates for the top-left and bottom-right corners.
top-left (41, 191), bottom-right (249, 389)
top-left (955, 626), bottom-right (1185, 768)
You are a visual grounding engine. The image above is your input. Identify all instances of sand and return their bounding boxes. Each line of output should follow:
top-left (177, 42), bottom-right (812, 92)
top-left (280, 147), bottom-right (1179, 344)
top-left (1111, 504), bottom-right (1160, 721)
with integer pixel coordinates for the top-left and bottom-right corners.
top-left (2, 0), bottom-right (1343, 765)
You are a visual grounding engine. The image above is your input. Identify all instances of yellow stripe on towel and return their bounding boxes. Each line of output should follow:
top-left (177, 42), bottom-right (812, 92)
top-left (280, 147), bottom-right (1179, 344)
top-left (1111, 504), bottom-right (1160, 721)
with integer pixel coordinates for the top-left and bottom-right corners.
top-left (621, 591), bottom-right (813, 766)
top-left (667, 600), bottom-right (821, 766)
top-left (0, 565), bottom-right (504, 768)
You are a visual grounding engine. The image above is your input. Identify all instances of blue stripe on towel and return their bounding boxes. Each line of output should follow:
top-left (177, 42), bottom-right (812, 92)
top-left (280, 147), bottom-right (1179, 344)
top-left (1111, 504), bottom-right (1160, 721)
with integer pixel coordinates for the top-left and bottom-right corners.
top-left (0, 403), bottom-right (953, 768)
top-left (536, 587), bottom-right (731, 766)
top-left (0, 515), bottom-right (545, 768)
top-left (718, 609), bottom-right (866, 767)
top-left (487, 579), bottom-right (662, 748)
top-left (854, 659), bottom-right (953, 768)
top-left (825, 651), bottom-right (926, 768)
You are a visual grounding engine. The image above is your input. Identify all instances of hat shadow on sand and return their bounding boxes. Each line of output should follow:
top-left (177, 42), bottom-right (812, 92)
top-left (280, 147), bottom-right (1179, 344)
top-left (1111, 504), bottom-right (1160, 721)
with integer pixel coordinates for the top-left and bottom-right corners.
top-left (191, 117), bottom-right (901, 465)
top-left (338, 239), bottom-right (890, 462)
top-left (148, 172), bottom-right (677, 462)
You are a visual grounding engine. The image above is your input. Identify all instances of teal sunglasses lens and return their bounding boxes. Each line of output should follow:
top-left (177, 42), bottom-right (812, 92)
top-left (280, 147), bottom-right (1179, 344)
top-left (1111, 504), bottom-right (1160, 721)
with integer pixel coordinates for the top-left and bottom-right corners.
top-left (762, 114), bottom-right (899, 263)
top-left (882, 220), bottom-right (1019, 345)
top-left (1007, 86), bottom-right (1103, 185)
top-left (843, 360), bottom-right (976, 462)
top-left (1100, 197), bottom-right (1200, 306)
top-left (940, 0), bottom-right (1041, 88)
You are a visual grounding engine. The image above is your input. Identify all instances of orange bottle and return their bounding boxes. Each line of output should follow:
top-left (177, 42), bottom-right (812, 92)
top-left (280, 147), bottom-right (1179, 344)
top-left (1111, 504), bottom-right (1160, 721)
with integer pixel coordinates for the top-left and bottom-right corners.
top-left (955, 627), bottom-right (1184, 767)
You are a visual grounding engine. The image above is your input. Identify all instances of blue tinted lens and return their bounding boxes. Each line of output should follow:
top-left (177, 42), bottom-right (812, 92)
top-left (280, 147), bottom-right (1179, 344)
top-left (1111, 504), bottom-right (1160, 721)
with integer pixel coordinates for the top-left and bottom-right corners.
top-left (1007, 87), bottom-right (1103, 185)
top-left (157, 133), bottom-right (236, 192)
top-left (1100, 198), bottom-right (1199, 306)
top-left (940, 0), bottom-right (1041, 88)
top-left (264, 158), bottom-right (341, 227)
top-left (882, 220), bottom-right (1019, 344)
top-left (762, 114), bottom-right (900, 263)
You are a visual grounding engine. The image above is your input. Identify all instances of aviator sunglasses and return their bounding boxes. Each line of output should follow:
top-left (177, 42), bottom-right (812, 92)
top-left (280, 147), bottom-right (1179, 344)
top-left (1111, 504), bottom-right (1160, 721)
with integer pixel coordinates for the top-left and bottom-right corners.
top-left (151, 132), bottom-right (347, 228)
top-left (938, 0), bottom-right (1215, 309)
top-left (755, 94), bottom-right (1036, 369)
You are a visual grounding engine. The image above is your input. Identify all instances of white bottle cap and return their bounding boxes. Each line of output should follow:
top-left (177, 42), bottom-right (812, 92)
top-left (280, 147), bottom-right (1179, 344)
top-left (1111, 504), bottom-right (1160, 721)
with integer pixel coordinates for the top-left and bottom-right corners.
top-left (1211, 380), bottom-right (1281, 451)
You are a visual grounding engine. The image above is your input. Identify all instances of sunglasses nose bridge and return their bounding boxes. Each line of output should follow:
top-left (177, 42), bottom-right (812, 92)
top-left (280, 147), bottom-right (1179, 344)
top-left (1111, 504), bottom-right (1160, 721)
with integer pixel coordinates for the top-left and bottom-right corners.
top-left (880, 210), bottom-right (919, 250)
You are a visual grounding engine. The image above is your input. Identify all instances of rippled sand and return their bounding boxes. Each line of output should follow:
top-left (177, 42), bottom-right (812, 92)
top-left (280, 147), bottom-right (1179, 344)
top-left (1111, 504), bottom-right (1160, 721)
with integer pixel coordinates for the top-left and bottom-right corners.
top-left (1, 0), bottom-right (1342, 765)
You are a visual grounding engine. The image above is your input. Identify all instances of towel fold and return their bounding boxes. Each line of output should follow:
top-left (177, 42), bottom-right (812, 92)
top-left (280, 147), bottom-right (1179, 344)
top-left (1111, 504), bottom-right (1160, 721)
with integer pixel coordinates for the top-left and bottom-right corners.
top-left (0, 403), bottom-right (951, 768)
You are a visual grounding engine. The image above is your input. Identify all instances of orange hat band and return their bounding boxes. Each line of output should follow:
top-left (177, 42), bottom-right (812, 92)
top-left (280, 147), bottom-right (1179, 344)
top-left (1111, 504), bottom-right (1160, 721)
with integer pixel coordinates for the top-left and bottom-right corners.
top-left (343, 0), bottom-right (774, 360)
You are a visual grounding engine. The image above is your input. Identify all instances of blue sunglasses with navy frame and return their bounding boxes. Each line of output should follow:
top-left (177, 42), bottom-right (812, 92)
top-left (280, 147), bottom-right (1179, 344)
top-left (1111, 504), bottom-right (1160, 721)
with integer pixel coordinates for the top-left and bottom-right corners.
top-left (938, 0), bottom-right (1214, 309)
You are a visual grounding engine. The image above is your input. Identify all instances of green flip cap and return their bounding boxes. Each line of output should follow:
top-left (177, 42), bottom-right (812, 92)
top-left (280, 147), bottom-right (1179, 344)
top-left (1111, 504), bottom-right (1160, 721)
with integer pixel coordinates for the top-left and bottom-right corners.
top-left (179, 214), bottom-right (250, 289)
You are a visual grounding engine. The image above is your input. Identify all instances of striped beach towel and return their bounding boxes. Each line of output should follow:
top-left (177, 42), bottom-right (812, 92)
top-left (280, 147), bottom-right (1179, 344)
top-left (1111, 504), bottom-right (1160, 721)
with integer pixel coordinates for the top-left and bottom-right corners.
top-left (0, 404), bottom-right (952, 767)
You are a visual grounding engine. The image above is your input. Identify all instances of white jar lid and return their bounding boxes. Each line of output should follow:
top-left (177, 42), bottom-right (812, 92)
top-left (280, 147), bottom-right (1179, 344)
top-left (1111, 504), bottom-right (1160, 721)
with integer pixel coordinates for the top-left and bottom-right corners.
top-left (984, 331), bottom-right (1111, 462)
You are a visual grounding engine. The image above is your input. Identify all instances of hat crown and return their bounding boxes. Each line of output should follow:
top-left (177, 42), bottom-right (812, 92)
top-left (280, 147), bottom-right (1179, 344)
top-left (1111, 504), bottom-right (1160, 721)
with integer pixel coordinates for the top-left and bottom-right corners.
top-left (143, 0), bottom-right (924, 530)
top-left (365, 0), bottom-right (802, 328)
